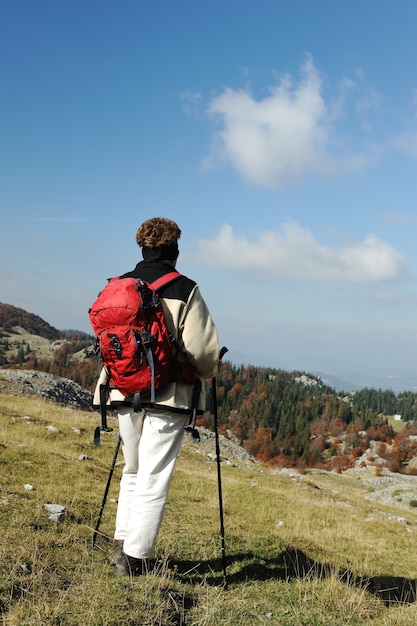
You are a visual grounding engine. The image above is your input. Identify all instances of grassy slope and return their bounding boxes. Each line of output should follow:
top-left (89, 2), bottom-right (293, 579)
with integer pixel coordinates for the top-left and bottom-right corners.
top-left (1, 393), bottom-right (417, 625)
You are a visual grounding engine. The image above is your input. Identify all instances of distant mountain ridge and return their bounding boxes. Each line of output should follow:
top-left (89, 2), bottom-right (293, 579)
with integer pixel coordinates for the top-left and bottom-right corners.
top-left (0, 302), bottom-right (63, 341)
top-left (0, 303), bottom-right (91, 341)
top-left (317, 371), bottom-right (417, 395)
top-left (228, 349), bottom-right (417, 394)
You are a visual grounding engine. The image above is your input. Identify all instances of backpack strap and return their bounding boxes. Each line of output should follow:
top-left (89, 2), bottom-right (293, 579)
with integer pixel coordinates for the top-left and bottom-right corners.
top-left (93, 379), bottom-right (113, 446)
top-left (131, 327), bottom-right (156, 413)
top-left (150, 271), bottom-right (181, 292)
top-left (130, 272), bottom-right (181, 413)
top-left (185, 376), bottom-right (202, 442)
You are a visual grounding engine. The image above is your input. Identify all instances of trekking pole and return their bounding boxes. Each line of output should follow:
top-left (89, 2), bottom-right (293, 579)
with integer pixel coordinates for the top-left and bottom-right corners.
top-left (213, 346), bottom-right (228, 588)
top-left (92, 434), bottom-right (121, 548)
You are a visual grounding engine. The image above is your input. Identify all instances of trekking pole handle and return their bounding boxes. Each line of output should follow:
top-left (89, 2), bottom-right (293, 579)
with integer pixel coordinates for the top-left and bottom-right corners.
top-left (219, 346), bottom-right (228, 362)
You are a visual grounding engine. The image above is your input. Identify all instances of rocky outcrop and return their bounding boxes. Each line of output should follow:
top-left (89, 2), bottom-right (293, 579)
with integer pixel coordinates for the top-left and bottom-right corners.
top-left (0, 369), bottom-right (93, 411)
top-left (185, 428), bottom-right (258, 468)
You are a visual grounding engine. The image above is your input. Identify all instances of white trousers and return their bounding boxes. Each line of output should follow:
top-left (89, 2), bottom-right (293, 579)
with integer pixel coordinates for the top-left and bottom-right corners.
top-left (114, 406), bottom-right (188, 559)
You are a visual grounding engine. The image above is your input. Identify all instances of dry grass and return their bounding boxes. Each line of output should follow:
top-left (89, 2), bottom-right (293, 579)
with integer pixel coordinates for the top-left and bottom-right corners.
top-left (1, 391), bottom-right (417, 625)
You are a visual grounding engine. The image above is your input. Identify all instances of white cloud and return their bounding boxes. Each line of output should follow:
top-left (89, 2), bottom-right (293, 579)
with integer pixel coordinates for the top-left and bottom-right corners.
top-left (204, 55), bottom-right (373, 188)
top-left (196, 221), bottom-right (409, 284)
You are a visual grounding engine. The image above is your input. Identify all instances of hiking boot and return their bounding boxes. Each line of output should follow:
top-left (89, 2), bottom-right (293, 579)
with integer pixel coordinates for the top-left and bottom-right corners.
top-left (114, 551), bottom-right (155, 577)
top-left (110, 539), bottom-right (124, 566)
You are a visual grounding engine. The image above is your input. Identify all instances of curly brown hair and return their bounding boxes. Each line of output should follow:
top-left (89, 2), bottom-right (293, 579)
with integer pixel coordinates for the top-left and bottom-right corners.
top-left (136, 217), bottom-right (181, 248)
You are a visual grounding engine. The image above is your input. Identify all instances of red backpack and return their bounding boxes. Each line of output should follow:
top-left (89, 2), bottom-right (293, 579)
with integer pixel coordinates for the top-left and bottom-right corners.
top-left (89, 271), bottom-right (193, 396)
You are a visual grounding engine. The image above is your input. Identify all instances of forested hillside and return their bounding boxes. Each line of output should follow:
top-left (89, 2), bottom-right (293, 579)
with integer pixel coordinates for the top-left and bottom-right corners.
top-left (202, 363), bottom-right (417, 473)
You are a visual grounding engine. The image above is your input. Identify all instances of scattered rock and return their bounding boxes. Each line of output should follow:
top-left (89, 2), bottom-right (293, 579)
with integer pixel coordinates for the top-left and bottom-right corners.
top-left (44, 503), bottom-right (66, 522)
top-left (46, 425), bottom-right (61, 434)
top-left (19, 562), bottom-right (32, 574)
top-left (24, 484), bottom-right (34, 491)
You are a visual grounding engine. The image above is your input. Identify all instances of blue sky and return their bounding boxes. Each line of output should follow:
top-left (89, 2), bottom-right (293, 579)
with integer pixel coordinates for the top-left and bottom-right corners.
top-left (1, 1), bottom-right (416, 387)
